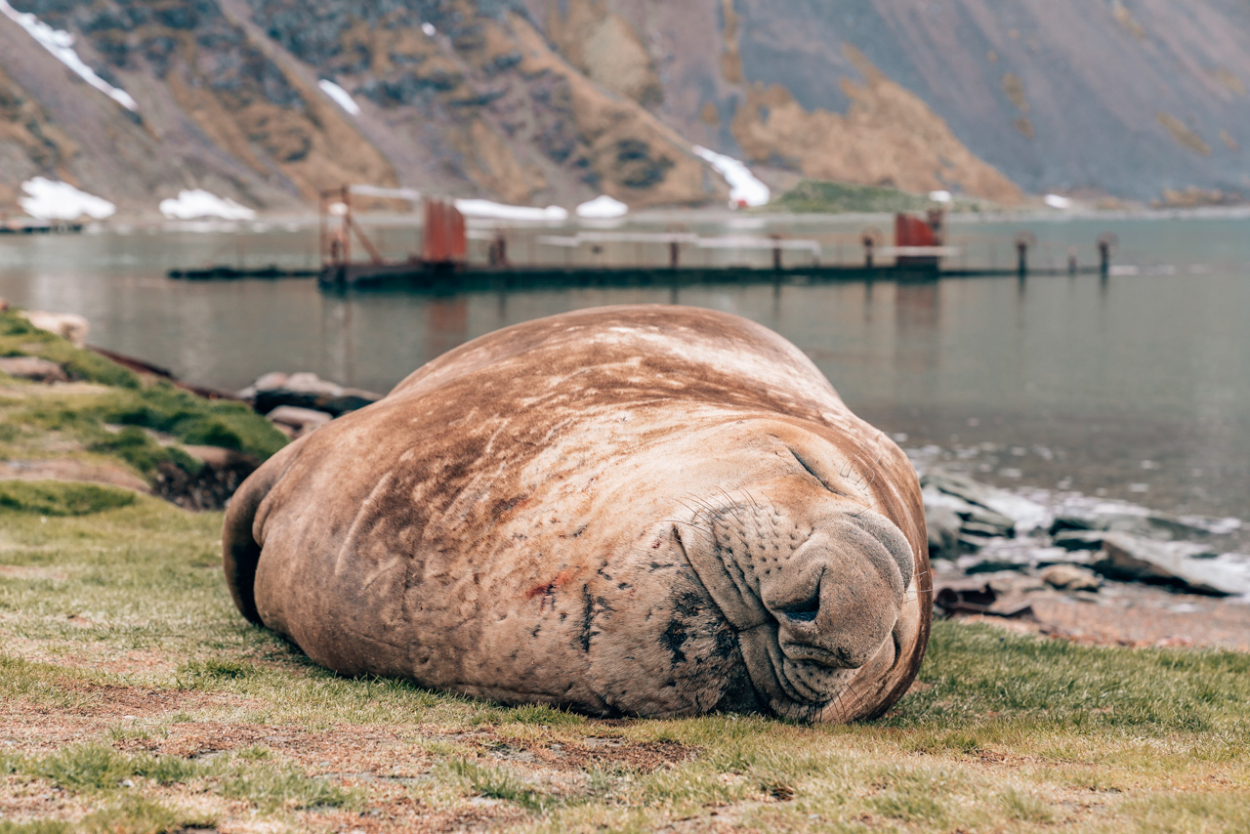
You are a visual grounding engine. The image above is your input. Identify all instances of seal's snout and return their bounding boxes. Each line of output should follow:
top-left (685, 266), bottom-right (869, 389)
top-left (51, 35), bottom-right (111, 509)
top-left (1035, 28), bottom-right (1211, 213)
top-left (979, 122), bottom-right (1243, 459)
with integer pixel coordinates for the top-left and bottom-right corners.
top-left (696, 495), bottom-right (916, 673)
top-left (762, 526), bottom-right (909, 670)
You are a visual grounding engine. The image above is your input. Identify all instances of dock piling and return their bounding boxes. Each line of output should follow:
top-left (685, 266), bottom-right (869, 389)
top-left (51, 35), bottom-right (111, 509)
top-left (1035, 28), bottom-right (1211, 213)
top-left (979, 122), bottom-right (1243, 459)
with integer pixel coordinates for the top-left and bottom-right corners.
top-left (1097, 233), bottom-right (1118, 276)
top-left (1014, 232), bottom-right (1036, 277)
top-left (862, 229), bottom-right (881, 270)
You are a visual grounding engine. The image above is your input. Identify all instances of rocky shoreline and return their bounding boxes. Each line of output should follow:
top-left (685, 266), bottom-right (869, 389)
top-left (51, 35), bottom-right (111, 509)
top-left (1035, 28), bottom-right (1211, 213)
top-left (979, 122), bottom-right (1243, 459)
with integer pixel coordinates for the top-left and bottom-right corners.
top-left (909, 453), bottom-right (1250, 651)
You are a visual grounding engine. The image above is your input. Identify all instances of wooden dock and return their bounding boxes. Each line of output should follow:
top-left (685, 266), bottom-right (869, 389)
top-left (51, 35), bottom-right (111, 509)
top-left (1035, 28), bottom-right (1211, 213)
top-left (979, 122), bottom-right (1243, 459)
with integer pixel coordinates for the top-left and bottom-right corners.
top-left (168, 265), bottom-right (320, 280)
top-left (316, 261), bottom-right (1104, 292)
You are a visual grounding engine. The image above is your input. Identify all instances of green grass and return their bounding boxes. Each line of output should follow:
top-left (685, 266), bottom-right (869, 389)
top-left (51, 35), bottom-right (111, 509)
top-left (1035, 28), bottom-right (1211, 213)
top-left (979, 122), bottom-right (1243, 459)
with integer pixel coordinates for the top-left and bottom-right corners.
top-left (0, 497), bottom-right (1246, 831)
top-left (4, 739), bottom-right (354, 815)
top-left (9, 384), bottom-right (286, 464)
top-left (446, 758), bottom-right (560, 812)
top-left (96, 383), bottom-right (287, 459)
top-left (216, 763), bottom-right (359, 812)
top-left (76, 796), bottom-right (217, 834)
top-left (0, 480), bottom-right (136, 515)
top-left (25, 744), bottom-right (202, 792)
top-left (88, 426), bottom-right (204, 476)
top-left (771, 179), bottom-right (986, 214)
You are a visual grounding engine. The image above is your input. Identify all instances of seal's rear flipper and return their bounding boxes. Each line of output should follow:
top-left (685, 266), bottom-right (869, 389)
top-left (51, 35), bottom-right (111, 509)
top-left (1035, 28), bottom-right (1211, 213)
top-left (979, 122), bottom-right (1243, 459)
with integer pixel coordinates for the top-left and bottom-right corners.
top-left (222, 439), bottom-right (306, 625)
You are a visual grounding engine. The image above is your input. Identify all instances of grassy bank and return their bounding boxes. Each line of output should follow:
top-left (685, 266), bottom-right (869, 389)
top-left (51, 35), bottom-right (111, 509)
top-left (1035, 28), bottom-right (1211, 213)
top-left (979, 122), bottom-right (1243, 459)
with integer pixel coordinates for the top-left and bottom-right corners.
top-left (0, 492), bottom-right (1246, 833)
top-left (0, 308), bottom-right (286, 508)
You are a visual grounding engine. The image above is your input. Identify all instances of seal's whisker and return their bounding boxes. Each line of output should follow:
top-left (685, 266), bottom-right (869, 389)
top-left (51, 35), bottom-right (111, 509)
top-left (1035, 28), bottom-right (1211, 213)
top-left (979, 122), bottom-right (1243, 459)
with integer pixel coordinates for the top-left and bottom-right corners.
top-left (680, 493), bottom-right (723, 519)
top-left (665, 519), bottom-right (715, 537)
top-left (713, 486), bottom-right (750, 522)
top-left (864, 448), bottom-right (887, 489)
top-left (671, 497), bottom-right (700, 516)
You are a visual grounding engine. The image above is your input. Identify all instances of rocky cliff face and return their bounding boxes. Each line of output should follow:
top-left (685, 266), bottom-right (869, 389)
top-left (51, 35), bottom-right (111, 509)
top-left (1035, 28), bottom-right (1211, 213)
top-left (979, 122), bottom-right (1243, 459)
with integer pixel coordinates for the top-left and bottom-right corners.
top-left (2, 0), bottom-right (1248, 216)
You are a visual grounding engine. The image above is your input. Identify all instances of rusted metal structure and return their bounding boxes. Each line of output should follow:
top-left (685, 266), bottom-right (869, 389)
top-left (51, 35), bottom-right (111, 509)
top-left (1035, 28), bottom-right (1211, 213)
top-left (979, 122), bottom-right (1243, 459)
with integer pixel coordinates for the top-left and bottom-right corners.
top-left (893, 211), bottom-right (943, 270)
top-left (422, 199), bottom-right (467, 268)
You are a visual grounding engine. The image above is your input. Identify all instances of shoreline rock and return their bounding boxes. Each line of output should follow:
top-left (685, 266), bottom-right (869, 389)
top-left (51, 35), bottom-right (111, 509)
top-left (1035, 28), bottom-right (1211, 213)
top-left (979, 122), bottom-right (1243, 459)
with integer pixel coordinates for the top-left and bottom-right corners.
top-left (238, 371), bottom-right (382, 434)
top-left (1093, 534), bottom-right (1249, 597)
top-left (921, 466), bottom-right (1248, 603)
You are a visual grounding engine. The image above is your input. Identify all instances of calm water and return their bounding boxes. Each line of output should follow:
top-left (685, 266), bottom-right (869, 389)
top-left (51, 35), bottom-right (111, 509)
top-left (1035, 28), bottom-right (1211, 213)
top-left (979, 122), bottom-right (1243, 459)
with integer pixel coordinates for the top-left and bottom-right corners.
top-left (1, 212), bottom-right (1247, 524)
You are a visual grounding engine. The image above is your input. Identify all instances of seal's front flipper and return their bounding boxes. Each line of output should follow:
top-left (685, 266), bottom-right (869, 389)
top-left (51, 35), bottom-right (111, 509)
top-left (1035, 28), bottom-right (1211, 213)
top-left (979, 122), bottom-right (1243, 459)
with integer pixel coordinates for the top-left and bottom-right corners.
top-left (221, 439), bottom-right (307, 625)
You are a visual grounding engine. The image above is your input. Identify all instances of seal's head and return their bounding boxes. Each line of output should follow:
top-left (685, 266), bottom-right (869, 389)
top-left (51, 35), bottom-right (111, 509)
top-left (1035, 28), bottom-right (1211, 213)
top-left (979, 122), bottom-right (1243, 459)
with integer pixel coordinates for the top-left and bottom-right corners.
top-left (666, 420), bottom-right (927, 722)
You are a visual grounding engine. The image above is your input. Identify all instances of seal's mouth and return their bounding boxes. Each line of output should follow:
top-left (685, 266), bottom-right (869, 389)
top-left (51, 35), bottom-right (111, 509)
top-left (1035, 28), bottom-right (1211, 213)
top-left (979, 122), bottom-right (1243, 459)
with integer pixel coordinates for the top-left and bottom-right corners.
top-left (672, 490), bottom-right (921, 722)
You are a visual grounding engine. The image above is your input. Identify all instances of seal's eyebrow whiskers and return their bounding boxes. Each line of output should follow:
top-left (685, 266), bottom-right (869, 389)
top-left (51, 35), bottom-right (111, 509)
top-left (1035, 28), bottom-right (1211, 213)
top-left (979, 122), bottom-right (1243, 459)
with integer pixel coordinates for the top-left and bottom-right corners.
top-left (671, 496), bottom-right (699, 515)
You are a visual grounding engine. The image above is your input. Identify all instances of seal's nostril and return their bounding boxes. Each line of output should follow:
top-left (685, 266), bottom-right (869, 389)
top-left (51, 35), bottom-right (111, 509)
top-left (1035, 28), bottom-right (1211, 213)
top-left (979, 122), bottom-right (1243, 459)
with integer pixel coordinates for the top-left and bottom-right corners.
top-left (780, 595), bottom-right (820, 623)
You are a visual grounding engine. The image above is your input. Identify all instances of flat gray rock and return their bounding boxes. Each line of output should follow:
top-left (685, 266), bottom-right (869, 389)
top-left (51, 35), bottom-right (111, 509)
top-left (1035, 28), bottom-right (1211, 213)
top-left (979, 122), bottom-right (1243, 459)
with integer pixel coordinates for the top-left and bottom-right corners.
top-left (922, 471), bottom-right (1048, 534)
top-left (1092, 534), bottom-right (1246, 596)
top-left (265, 405), bottom-right (333, 433)
top-left (925, 503), bottom-right (962, 559)
top-left (1053, 530), bottom-right (1112, 551)
top-left (1051, 510), bottom-right (1216, 542)
top-left (0, 356), bottom-right (69, 383)
top-left (1041, 564), bottom-right (1102, 592)
top-left (921, 486), bottom-right (1016, 537)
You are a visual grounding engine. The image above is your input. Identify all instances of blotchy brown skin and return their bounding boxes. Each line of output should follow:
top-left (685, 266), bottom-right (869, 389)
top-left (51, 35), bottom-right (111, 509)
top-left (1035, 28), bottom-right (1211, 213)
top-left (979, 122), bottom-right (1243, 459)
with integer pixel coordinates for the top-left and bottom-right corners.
top-left (223, 305), bottom-right (931, 722)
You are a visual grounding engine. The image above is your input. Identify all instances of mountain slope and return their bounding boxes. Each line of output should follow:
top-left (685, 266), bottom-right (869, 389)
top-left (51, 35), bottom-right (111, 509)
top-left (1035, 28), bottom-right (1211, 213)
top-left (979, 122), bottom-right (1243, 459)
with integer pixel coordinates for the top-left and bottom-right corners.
top-left (540, 0), bottom-right (1250, 203)
top-left (2, 0), bottom-right (1248, 216)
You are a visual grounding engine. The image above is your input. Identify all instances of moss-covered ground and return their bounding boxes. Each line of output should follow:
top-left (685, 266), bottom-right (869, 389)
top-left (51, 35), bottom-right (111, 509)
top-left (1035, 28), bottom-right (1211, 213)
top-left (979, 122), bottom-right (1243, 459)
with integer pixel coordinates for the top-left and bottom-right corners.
top-left (0, 493), bottom-right (1246, 833)
top-left (0, 309), bottom-right (287, 495)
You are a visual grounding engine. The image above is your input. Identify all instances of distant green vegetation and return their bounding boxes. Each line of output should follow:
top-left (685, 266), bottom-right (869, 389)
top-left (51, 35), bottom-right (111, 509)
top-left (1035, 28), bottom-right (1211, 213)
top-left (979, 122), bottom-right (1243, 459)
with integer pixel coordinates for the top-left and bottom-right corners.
top-left (88, 425), bottom-right (204, 476)
top-left (771, 179), bottom-right (984, 214)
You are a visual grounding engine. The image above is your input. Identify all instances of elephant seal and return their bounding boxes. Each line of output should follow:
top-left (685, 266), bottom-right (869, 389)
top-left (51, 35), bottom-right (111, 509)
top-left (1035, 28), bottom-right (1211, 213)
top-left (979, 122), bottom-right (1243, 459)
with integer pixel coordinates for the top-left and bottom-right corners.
top-left (223, 305), bottom-right (931, 722)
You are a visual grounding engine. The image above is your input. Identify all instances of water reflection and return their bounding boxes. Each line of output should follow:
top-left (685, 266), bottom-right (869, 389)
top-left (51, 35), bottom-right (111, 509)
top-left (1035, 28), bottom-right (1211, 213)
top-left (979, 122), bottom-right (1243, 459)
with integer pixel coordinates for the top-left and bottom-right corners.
top-left (894, 282), bottom-right (941, 389)
top-left (426, 297), bottom-right (469, 362)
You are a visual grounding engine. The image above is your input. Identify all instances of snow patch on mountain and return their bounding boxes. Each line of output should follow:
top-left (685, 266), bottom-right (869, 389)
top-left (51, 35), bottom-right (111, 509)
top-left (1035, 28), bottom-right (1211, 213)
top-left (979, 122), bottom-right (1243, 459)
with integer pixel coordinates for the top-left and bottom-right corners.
top-left (159, 190), bottom-right (256, 220)
top-left (19, 178), bottom-right (116, 220)
top-left (318, 79), bottom-right (360, 116)
top-left (692, 146), bottom-right (770, 208)
top-left (0, 0), bottom-right (138, 111)
top-left (576, 195), bottom-right (629, 219)
top-left (455, 200), bottom-right (568, 221)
